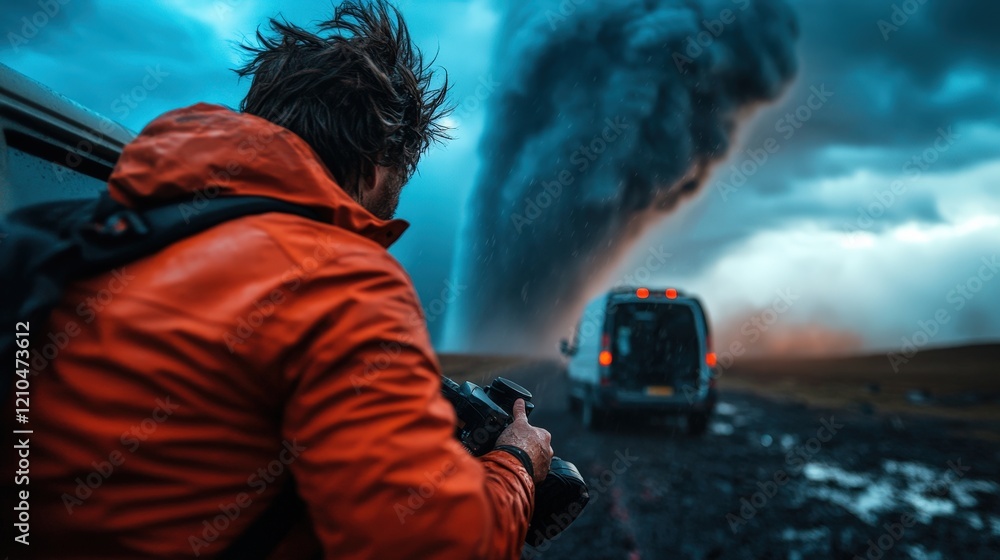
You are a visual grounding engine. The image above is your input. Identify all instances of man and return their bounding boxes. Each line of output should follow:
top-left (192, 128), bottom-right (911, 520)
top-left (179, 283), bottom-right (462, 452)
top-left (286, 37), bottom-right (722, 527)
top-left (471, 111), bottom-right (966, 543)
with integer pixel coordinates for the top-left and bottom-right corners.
top-left (18, 1), bottom-right (552, 558)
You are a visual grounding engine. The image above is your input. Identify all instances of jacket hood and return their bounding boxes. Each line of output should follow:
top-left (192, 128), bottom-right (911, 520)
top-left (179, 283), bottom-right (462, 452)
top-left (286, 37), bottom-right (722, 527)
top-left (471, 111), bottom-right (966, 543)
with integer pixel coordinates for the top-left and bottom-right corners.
top-left (107, 103), bottom-right (408, 247)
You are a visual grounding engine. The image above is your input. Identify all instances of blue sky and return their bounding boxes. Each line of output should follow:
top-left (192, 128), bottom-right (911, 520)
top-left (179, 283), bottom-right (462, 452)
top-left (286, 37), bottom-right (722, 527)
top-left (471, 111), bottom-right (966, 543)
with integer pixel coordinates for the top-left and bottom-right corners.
top-left (4, 0), bottom-right (998, 358)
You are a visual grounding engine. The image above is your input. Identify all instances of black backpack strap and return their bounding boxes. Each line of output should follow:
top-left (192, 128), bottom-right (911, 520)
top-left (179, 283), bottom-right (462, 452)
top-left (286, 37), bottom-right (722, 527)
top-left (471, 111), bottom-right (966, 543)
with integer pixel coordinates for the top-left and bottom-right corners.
top-left (73, 193), bottom-right (323, 274)
top-left (2, 193), bottom-right (325, 388)
top-left (1, 193), bottom-right (323, 559)
top-left (85, 195), bottom-right (322, 558)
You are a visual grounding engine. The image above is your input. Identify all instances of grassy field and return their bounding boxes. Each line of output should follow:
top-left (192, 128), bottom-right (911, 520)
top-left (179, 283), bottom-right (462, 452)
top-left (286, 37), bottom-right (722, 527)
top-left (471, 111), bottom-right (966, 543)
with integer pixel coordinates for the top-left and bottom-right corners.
top-left (437, 353), bottom-right (530, 383)
top-left (721, 343), bottom-right (1000, 425)
top-left (440, 343), bottom-right (1000, 426)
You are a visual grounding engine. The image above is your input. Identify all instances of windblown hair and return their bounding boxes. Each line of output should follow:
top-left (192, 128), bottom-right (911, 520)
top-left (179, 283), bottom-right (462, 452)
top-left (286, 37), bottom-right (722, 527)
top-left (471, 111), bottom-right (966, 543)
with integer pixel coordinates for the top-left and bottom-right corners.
top-left (236, 0), bottom-right (450, 192)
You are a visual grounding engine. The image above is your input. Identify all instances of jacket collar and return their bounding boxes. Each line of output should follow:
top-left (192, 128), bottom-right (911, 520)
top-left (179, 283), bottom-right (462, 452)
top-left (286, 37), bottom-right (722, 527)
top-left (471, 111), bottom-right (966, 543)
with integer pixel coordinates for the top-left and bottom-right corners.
top-left (107, 103), bottom-right (408, 248)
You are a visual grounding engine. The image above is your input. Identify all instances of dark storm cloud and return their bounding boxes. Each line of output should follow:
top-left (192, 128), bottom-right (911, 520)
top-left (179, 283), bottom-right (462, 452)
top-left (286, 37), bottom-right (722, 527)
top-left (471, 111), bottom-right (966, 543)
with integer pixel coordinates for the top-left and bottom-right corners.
top-left (2, 0), bottom-right (241, 133)
top-left (734, 0), bottom-right (1000, 192)
top-left (449, 0), bottom-right (800, 352)
top-left (635, 0), bottom-right (1000, 281)
top-left (2, 0), bottom-right (496, 346)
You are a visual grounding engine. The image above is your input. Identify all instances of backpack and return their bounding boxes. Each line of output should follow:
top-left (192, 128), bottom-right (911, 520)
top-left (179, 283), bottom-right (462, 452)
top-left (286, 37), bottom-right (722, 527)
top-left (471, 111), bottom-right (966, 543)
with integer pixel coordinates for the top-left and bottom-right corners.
top-left (1, 191), bottom-right (320, 559)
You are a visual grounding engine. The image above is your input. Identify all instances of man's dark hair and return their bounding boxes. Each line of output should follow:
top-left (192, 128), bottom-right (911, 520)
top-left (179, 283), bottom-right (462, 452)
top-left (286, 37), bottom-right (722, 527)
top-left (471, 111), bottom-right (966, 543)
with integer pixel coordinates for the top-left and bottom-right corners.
top-left (236, 0), bottom-right (450, 192)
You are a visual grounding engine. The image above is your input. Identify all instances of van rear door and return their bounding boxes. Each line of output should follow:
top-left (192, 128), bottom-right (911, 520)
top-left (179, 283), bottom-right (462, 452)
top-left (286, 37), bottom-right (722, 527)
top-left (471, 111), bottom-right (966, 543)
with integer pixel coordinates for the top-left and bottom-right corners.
top-left (608, 301), bottom-right (701, 395)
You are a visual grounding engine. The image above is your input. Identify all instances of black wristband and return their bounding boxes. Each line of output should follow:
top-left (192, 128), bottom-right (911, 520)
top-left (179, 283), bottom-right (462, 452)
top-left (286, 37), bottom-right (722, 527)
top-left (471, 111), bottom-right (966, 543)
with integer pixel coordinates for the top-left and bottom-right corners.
top-left (494, 445), bottom-right (534, 480)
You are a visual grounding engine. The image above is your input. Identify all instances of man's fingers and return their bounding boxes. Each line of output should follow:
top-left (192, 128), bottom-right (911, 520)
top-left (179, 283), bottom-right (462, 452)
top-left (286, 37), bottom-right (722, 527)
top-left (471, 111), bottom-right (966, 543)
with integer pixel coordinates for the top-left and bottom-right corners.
top-left (511, 398), bottom-right (527, 421)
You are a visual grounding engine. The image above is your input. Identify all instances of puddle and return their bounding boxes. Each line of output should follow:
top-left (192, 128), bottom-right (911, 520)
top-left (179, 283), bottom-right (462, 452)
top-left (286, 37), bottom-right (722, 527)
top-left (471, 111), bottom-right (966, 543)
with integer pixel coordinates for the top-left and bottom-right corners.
top-left (710, 422), bottom-right (734, 436)
top-left (905, 544), bottom-right (944, 560)
top-left (804, 463), bottom-right (868, 488)
top-left (799, 460), bottom-right (1000, 526)
top-left (716, 402), bottom-right (738, 416)
top-left (780, 527), bottom-right (830, 542)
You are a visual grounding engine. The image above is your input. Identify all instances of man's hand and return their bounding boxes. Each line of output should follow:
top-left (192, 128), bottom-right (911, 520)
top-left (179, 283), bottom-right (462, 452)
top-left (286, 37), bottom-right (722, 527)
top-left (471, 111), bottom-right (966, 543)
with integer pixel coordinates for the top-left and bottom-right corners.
top-left (495, 399), bottom-right (553, 482)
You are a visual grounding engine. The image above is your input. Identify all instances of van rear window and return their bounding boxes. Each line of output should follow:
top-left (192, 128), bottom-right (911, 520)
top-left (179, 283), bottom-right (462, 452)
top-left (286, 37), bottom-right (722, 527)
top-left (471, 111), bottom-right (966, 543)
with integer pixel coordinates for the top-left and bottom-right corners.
top-left (608, 303), bottom-right (700, 381)
top-left (1, 146), bottom-right (104, 214)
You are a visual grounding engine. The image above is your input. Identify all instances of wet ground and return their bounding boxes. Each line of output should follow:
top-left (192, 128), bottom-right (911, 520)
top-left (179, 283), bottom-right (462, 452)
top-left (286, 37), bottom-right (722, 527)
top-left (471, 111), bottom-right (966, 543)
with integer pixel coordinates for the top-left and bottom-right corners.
top-left (488, 361), bottom-right (1000, 560)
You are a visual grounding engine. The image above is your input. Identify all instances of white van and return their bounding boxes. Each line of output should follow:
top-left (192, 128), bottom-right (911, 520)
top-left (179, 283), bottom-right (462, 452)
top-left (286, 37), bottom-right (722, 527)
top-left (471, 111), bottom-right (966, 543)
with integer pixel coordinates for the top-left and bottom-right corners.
top-left (560, 287), bottom-right (718, 434)
top-left (1, 63), bottom-right (132, 213)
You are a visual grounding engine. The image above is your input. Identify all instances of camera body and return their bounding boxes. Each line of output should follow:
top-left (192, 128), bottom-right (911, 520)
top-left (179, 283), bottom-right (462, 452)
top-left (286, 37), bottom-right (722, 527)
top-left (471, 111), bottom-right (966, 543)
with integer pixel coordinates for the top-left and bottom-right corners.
top-left (441, 375), bottom-right (590, 546)
top-left (441, 376), bottom-right (535, 456)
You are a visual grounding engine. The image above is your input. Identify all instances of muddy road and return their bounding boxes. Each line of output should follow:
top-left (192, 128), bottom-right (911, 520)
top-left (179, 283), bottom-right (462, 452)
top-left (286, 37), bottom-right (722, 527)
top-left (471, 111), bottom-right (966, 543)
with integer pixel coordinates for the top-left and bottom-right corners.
top-left (481, 361), bottom-right (1000, 560)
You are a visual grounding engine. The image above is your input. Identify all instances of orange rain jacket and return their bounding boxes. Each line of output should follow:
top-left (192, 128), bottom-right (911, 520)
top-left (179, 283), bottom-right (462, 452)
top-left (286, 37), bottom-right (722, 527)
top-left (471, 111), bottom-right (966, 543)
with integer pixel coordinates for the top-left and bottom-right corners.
top-left (13, 104), bottom-right (533, 559)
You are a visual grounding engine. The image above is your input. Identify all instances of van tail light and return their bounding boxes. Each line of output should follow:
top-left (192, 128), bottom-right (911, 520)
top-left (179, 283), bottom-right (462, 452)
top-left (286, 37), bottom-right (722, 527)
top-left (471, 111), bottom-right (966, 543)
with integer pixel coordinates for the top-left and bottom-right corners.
top-left (705, 335), bottom-right (716, 367)
top-left (599, 350), bottom-right (613, 366)
top-left (598, 333), bottom-right (613, 384)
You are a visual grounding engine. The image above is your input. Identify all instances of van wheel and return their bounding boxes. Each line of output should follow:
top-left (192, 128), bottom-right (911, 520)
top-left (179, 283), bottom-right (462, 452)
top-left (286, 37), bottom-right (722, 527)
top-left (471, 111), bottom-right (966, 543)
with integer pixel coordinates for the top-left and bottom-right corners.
top-left (687, 412), bottom-right (709, 436)
top-left (581, 399), bottom-right (605, 431)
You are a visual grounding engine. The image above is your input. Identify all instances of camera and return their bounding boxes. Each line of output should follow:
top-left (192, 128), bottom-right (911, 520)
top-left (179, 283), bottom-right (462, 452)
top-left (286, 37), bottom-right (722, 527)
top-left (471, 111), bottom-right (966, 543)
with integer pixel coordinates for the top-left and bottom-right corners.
top-left (441, 376), bottom-right (590, 546)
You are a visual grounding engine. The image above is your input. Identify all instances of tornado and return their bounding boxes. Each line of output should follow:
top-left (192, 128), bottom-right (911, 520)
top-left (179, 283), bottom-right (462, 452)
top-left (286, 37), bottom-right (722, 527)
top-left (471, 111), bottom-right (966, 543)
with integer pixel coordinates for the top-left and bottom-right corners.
top-left (447, 0), bottom-right (799, 353)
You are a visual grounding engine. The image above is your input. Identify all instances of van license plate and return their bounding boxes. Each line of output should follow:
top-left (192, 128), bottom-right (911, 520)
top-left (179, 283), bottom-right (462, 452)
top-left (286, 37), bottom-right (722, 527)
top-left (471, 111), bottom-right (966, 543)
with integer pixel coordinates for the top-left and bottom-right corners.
top-left (645, 386), bottom-right (674, 396)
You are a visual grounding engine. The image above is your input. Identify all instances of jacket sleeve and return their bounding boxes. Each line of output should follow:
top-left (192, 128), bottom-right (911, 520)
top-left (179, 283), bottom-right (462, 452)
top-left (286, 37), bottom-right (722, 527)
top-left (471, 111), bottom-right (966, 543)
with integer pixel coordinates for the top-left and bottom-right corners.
top-left (278, 251), bottom-right (534, 560)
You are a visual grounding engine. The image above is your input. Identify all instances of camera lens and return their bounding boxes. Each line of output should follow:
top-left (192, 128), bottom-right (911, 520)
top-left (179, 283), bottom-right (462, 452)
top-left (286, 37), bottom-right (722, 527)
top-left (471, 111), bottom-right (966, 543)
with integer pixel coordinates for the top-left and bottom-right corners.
top-left (485, 378), bottom-right (534, 415)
